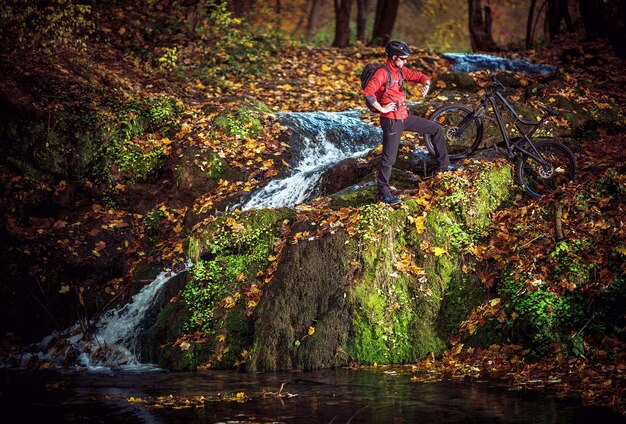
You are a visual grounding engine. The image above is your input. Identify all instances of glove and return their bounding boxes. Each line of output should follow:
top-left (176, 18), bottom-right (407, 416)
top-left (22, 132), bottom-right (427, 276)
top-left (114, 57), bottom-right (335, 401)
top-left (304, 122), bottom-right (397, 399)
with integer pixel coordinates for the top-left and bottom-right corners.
top-left (421, 82), bottom-right (430, 97)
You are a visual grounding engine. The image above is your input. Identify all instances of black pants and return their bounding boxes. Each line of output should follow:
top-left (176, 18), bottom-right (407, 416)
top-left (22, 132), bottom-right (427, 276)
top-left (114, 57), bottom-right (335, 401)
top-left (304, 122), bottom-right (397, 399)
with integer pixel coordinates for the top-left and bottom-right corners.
top-left (377, 115), bottom-right (449, 197)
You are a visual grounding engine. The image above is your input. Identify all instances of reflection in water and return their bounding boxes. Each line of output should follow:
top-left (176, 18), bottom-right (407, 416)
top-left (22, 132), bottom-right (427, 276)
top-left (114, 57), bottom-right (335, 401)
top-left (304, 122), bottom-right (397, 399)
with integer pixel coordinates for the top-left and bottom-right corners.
top-left (1, 367), bottom-right (624, 423)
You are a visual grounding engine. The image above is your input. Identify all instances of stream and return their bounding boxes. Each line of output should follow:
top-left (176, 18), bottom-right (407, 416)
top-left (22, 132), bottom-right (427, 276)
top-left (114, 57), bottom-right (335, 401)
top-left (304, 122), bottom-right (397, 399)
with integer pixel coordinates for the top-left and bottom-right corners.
top-left (3, 54), bottom-right (623, 422)
top-left (238, 110), bottom-right (380, 210)
top-left (2, 367), bottom-right (625, 423)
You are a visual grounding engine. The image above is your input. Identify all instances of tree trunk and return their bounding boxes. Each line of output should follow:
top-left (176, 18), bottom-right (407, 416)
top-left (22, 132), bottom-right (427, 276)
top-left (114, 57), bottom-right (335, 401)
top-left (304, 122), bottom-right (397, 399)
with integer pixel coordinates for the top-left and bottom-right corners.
top-left (579, 0), bottom-right (607, 38)
top-left (356, 0), bottom-right (369, 42)
top-left (468, 0), bottom-right (498, 52)
top-left (526, 0), bottom-right (537, 49)
top-left (333, 0), bottom-right (353, 47)
top-left (605, 0), bottom-right (626, 58)
top-left (231, 0), bottom-right (256, 17)
top-left (545, 0), bottom-right (574, 41)
top-left (306, 0), bottom-right (323, 39)
top-left (370, 0), bottom-right (399, 46)
top-left (579, 0), bottom-right (626, 58)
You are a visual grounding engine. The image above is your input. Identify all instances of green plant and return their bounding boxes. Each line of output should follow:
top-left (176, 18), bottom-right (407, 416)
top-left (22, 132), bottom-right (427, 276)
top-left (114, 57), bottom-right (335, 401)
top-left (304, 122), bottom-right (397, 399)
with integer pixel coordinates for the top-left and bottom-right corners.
top-left (105, 96), bottom-right (181, 182)
top-left (143, 208), bottom-right (166, 242)
top-left (198, 0), bottom-right (289, 80)
top-left (0, 0), bottom-right (94, 55)
top-left (157, 46), bottom-right (178, 71)
top-left (183, 212), bottom-right (281, 335)
top-left (499, 273), bottom-right (586, 357)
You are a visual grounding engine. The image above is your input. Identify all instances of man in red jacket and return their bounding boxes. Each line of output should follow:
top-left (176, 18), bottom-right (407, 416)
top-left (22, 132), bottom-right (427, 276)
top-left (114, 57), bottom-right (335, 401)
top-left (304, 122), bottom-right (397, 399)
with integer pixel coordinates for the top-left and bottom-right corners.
top-left (363, 40), bottom-right (459, 205)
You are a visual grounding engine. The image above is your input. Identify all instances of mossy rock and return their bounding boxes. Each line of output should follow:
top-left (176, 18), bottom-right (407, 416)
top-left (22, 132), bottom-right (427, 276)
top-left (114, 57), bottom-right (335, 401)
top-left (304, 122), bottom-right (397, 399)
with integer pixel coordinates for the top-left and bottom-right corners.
top-left (248, 228), bottom-right (353, 371)
top-left (212, 97), bottom-right (270, 139)
top-left (434, 71), bottom-right (478, 91)
top-left (174, 146), bottom-right (244, 194)
top-left (151, 163), bottom-right (517, 371)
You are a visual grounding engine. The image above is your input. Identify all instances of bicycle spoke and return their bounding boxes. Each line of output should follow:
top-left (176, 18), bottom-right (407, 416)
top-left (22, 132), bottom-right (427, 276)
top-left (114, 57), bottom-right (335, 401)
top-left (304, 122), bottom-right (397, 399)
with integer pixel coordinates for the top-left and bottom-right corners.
top-left (425, 104), bottom-right (482, 160)
top-left (517, 139), bottom-right (577, 198)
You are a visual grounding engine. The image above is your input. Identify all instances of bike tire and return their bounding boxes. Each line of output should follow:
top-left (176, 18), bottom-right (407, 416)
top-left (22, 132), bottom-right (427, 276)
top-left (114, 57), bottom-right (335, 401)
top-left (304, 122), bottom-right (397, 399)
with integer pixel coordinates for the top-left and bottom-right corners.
top-left (425, 104), bottom-right (483, 160)
top-left (516, 139), bottom-right (577, 198)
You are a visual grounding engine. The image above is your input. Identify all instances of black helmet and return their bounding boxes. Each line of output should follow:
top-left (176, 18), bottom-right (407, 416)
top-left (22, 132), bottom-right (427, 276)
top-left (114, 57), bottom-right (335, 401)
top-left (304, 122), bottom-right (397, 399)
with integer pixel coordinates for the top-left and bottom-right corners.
top-left (385, 40), bottom-right (412, 57)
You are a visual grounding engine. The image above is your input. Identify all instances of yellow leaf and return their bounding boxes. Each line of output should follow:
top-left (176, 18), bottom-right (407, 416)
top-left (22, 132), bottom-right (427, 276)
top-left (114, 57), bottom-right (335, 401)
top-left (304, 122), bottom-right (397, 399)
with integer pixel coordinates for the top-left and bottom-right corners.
top-left (433, 246), bottom-right (446, 256)
top-left (308, 326), bottom-right (315, 336)
top-left (413, 216), bottom-right (426, 234)
top-left (173, 222), bottom-right (183, 233)
top-left (489, 298), bottom-right (501, 306)
top-left (180, 341), bottom-right (191, 351)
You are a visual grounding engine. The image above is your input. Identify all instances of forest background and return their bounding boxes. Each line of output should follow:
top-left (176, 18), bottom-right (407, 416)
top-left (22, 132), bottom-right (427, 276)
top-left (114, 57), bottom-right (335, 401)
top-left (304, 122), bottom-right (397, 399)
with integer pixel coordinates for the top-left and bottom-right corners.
top-left (0, 0), bottom-right (625, 417)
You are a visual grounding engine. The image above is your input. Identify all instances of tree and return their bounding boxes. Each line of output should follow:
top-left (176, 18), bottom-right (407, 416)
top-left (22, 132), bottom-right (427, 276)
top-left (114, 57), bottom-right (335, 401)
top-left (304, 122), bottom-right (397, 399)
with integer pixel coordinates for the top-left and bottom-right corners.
top-left (306, 0), bottom-right (323, 39)
top-left (468, 0), bottom-right (498, 51)
top-left (544, 0), bottom-right (573, 41)
top-left (579, 0), bottom-right (626, 58)
top-left (332, 0), bottom-right (352, 47)
top-left (356, 0), bottom-right (369, 42)
top-left (370, 0), bottom-right (399, 46)
top-left (231, 0), bottom-right (257, 17)
top-left (525, 0), bottom-right (538, 49)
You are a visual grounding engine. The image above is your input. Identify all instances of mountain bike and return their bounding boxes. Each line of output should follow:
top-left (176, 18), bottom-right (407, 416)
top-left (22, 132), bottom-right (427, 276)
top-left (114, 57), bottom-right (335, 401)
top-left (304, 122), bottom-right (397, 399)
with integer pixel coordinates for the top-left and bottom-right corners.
top-left (423, 73), bottom-right (577, 198)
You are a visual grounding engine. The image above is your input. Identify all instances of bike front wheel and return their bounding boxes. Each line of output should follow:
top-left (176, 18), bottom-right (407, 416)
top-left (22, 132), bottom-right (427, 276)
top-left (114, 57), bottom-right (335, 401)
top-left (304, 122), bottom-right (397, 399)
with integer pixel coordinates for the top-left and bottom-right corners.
top-left (516, 139), bottom-right (577, 198)
top-left (425, 104), bottom-right (483, 160)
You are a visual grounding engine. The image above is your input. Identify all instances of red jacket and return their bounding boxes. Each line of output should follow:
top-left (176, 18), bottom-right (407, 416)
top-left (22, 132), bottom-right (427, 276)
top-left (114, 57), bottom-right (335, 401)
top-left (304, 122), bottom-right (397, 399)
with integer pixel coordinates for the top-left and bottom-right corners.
top-left (362, 57), bottom-right (430, 120)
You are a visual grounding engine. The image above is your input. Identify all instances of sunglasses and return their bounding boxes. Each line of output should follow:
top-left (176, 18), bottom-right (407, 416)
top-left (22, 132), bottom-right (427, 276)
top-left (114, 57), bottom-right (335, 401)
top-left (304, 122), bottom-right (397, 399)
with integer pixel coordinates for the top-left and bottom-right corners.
top-left (397, 56), bottom-right (409, 61)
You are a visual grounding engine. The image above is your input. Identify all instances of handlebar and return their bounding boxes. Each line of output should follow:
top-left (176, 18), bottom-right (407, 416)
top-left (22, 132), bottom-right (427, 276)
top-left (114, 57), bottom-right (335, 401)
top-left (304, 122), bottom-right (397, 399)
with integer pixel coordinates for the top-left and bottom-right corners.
top-left (487, 72), bottom-right (506, 92)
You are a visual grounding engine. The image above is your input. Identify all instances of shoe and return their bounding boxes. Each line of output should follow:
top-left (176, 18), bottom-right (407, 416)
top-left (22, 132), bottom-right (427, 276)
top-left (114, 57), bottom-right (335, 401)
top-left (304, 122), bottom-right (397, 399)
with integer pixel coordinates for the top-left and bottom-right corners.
top-left (439, 164), bottom-right (464, 173)
top-left (378, 194), bottom-right (402, 205)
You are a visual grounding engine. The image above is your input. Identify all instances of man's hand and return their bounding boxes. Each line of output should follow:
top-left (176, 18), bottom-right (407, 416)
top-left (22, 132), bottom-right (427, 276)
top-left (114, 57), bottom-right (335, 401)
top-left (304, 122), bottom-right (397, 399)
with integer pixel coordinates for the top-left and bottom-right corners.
top-left (421, 82), bottom-right (431, 97)
top-left (380, 102), bottom-right (397, 113)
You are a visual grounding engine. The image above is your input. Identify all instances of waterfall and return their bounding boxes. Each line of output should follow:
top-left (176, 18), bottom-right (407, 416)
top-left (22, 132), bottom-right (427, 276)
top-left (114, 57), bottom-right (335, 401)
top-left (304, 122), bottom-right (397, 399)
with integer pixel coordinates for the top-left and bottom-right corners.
top-left (7, 263), bottom-right (190, 372)
top-left (6, 110), bottom-right (381, 371)
top-left (239, 110), bottom-right (380, 210)
top-left (443, 53), bottom-right (556, 75)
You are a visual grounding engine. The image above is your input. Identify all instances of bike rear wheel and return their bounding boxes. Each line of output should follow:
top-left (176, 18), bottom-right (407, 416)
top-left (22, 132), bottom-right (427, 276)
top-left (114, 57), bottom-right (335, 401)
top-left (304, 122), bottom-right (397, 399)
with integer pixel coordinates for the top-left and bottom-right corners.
top-left (425, 104), bottom-right (483, 160)
top-left (516, 139), bottom-right (577, 198)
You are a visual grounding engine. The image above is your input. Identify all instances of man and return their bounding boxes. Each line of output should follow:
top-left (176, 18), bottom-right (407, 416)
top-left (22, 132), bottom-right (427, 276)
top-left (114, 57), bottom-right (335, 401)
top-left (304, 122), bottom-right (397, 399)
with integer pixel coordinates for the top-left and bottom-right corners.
top-left (363, 40), bottom-right (460, 205)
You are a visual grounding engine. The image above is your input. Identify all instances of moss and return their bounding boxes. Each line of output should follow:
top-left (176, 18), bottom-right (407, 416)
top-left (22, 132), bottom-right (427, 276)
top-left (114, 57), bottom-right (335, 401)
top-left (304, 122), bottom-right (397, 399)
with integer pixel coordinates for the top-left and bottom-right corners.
top-left (346, 204), bottom-right (447, 364)
top-left (212, 98), bottom-right (268, 139)
top-left (329, 184), bottom-right (377, 209)
top-left (212, 299), bottom-right (254, 369)
top-left (174, 208), bottom-right (293, 369)
top-left (462, 165), bottom-right (515, 230)
top-left (247, 227), bottom-right (353, 371)
top-left (434, 71), bottom-right (478, 91)
top-left (165, 164), bottom-right (521, 370)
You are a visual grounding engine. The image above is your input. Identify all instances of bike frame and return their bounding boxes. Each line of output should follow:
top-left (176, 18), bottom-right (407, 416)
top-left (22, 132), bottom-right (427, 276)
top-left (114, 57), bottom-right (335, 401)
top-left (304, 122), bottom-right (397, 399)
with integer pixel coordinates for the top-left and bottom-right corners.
top-left (481, 90), bottom-right (552, 168)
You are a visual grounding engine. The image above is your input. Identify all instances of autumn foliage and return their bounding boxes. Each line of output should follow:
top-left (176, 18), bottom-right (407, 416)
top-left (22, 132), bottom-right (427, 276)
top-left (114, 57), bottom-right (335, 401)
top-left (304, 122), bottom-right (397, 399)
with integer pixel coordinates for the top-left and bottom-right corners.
top-left (0, 0), bottom-right (625, 416)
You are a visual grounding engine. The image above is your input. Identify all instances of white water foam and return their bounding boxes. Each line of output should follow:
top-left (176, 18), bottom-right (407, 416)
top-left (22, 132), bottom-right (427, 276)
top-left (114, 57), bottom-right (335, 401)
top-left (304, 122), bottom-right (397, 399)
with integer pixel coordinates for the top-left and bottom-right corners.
top-left (7, 263), bottom-right (190, 372)
top-left (240, 110), bottom-right (379, 210)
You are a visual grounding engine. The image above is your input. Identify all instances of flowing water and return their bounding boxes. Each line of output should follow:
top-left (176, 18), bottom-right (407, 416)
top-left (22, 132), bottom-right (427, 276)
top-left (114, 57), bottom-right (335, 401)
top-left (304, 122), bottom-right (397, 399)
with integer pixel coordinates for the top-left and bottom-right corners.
top-left (239, 110), bottom-right (380, 210)
top-left (443, 53), bottom-right (556, 74)
top-left (3, 105), bottom-right (624, 422)
top-left (4, 264), bottom-right (190, 372)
